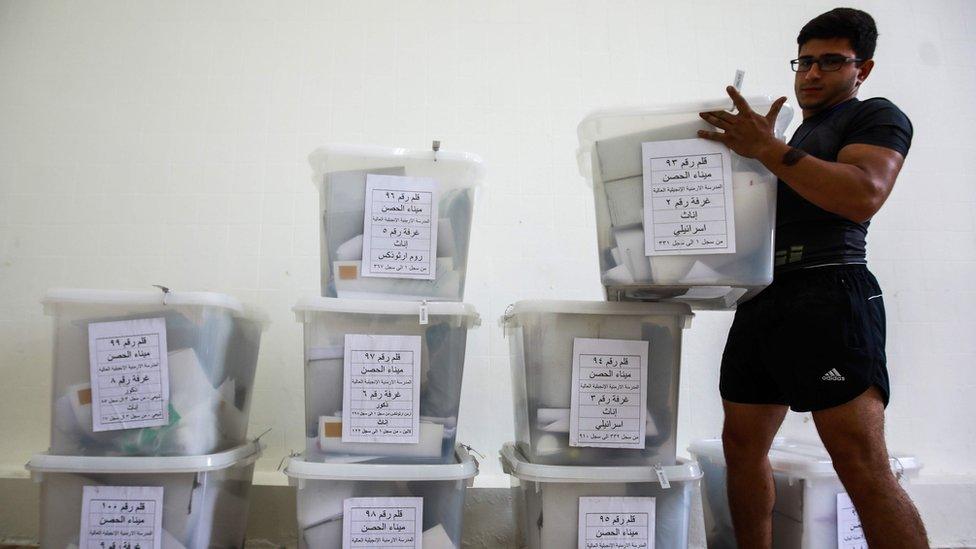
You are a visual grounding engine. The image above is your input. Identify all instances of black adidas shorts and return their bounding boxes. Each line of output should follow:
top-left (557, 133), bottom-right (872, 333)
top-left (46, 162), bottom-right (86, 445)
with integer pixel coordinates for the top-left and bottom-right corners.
top-left (720, 264), bottom-right (890, 412)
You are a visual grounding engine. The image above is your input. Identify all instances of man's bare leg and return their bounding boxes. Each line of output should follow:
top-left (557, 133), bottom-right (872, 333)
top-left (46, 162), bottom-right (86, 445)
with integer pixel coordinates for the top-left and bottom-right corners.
top-left (812, 386), bottom-right (928, 549)
top-left (722, 400), bottom-right (789, 549)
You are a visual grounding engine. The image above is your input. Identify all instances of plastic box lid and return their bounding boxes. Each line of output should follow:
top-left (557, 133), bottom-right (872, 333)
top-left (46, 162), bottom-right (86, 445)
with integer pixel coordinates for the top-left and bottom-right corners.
top-left (688, 437), bottom-right (921, 479)
top-left (26, 441), bottom-right (263, 475)
top-left (293, 297), bottom-right (480, 327)
top-left (576, 95), bottom-right (794, 181)
top-left (501, 300), bottom-right (693, 329)
top-left (499, 442), bottom-right (701, 484)
top-left (283, 445), bottom-right (478, 482)
top-left (308, 143), bottom-right (486, 190)
top-left (43, 288), bottom-right (247, 317)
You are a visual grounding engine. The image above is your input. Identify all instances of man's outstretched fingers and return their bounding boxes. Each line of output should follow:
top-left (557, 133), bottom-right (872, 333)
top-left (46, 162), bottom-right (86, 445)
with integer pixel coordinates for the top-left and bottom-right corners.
top-left (698, 129), bottom-right (729, 144)
top-left (700, 112), bottom-right (733, 130)
top-left (726, 85), bottom-right (753, 113)
top-left (706, 110), bottom-right (736, 122)
top-left (766, 96), bottom-right (788, 124)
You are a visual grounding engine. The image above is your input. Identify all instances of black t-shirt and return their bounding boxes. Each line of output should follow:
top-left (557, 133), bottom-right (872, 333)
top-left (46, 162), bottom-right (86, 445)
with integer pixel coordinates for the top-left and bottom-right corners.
top-left (775, 97), bottom-right (913, 273)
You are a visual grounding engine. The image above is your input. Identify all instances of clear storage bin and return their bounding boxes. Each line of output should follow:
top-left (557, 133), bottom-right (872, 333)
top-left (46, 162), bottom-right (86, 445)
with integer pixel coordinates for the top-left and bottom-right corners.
top-left (501, 442), bottom-right (701, 549)
top-left (284, 444), bottom-right (477, 549)
top-left (689, 438), bottom-right (920, 549)
top-left (43, 289), bottom-right (266, 457)
top-left (502, 300), bottom-right (693, 466)
top-left (309, 144), bottom-right (484, 302)
top-left (294, 297), bottom-right (480, 464)
top-left (27, 441), bottom-right (262, 549)
top-left (577, 96), bottom-right (794, 309)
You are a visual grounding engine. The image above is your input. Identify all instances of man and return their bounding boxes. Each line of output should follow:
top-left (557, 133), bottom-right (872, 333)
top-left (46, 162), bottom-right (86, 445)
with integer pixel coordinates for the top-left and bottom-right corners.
top-left (697, 8), bottom-right (928, 549)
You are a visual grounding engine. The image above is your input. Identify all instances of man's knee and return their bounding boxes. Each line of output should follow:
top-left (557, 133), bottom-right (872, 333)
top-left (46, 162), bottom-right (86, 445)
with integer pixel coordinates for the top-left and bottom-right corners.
top-left (816, 426), bottom-right (899, 492)
top-left (722, 423), bottom-right (771, 464)
top-left (828, 443), bottom-right (895, 485)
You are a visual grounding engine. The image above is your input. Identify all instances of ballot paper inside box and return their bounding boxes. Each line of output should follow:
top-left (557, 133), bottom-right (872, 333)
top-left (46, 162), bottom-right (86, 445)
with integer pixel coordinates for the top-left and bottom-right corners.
top-left (43, 289), bottom-right (266, 457)
top-left (689, 438), bottom-right (921, 549)
top-left (501, 443), bottom-right (701, 549)
top-left (576, 96), bottom-right (794, 310)
top-left (284, 444), bottom-right (477, 549)
top-left (502, 300), bottom-right (693, 467)
top-left (309, 143), bottom-right (484, 302)
top-left (294, 297), bottom-right (480, 464)
top-left (26, 441), bottom-right (262, 549)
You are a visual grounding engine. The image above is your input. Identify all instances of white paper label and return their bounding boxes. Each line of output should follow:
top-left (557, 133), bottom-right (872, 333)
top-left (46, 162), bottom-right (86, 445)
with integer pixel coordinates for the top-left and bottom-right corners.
top-left (342, 334), bottom-right (422, 444)
top-left (80, 485), bottom-right (164, 549)
top-left (837, 492), bottom-right (866, 549)
top-left (343, 497), bottom-right (423, 548)
top-left (570, 338), bottom-right (649, 449)
top-left (578, 497), bottom-right (656, 549)
top-left (733, 69), bottom-right (745, 91)
top-left (361, 174), bottom-right (439, 279)
top-left (641, 138), bottom-right (736, 255)
top-left (87, 318), bottom-right (169, 431)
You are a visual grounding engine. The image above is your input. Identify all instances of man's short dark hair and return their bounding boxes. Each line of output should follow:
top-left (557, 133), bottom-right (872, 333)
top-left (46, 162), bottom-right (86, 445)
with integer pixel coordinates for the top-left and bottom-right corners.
top-left (797, 7), bottom-right (878, 60)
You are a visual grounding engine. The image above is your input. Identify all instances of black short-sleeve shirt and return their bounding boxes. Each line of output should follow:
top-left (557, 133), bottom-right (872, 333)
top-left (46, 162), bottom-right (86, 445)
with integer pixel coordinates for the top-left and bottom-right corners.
top-left (775, 97), bottom-right (913, 273)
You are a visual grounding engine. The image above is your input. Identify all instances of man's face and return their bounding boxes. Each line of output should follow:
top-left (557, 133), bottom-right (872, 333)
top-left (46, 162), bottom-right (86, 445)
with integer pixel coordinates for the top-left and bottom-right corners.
top-left (794, 37), bottom-right (872, 115)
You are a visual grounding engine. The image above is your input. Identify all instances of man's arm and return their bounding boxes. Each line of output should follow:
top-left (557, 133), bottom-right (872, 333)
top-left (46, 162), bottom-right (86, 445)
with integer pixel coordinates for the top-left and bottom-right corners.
top-left (753, 140), bottom-right (904, 223)
top-left (698, 87), bottom-right (905, 224)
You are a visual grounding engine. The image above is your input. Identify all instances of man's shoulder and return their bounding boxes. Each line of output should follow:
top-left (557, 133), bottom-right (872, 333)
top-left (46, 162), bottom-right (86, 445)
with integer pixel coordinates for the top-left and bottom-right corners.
top-left (858, 97), bottom-right (902, 109)
top-left (839, 97), bottom-right (913, 156)
top-left (849, 97), bottom-right (912, 127)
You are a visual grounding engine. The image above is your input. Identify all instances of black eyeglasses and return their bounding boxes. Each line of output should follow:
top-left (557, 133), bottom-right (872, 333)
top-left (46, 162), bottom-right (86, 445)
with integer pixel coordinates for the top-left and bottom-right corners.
top-left (790, 54), bottom-right (863, 72)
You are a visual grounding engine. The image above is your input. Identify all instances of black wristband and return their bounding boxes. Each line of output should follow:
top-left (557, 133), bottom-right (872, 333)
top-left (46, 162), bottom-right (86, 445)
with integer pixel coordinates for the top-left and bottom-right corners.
top-left (782, 147), bottom-right (808, 166)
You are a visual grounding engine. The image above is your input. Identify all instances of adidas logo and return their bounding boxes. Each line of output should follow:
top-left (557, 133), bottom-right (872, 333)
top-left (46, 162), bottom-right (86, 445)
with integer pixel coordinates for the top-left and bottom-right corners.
top-left (822, 368), bottom-right (846, 381)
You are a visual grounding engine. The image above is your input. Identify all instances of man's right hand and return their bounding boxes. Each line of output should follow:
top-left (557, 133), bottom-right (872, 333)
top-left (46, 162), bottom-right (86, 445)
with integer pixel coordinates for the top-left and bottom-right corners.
top-left (697, 86), bottom-right (788, 160)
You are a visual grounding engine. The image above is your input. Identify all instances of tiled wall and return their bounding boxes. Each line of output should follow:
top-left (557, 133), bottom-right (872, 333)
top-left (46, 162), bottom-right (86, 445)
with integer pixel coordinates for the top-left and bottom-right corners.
top-left (1, 0), bottom-right (974, 492)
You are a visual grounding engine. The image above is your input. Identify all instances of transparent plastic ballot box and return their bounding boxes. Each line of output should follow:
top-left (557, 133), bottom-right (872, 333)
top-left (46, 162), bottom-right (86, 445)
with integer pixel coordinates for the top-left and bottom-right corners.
top-left (501, 442), bottom-right (701, 549)
top-left (689, 437), bottom-right (921, 549)
top-left (27, 441), bottom-right (262, 549)
top-left (294, 297), bottom-right (480, 464)
top-left (576, 96), bottom-right (794, 309)
top-left (284, 444), bottom-right (478, 549)
top-left (502, 300), bottom-right (693, 467)
top-left (308, 143), bottom-right (485, 302)
top-left (43, 288), bottom-right (266, 457)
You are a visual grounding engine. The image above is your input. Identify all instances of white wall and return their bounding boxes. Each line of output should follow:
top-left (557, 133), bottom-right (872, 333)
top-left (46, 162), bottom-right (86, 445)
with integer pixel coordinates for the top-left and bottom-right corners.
top-left (1, 0), bottom-right (974, 533)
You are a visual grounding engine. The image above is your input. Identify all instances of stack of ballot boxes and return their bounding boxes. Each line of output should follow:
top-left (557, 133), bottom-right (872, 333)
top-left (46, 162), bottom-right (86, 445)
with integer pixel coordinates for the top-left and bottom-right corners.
top-left (285, 144), bottom-right (484, 548)
top-left (500, 96), bottom-right (794, 548)
top-left (27, 288), bottom-right (267, 548)
top-left (501, 300), bottom-right (701, 549)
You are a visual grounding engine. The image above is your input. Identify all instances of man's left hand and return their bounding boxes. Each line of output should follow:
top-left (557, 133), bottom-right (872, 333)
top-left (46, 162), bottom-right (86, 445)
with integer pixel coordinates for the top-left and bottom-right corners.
top-left (698, 87), bottom-right (787, 159)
